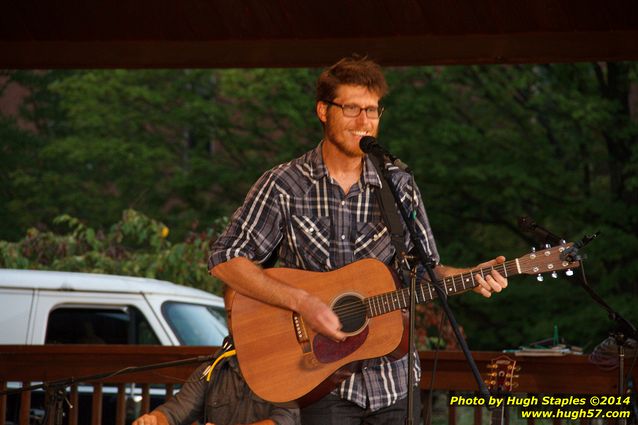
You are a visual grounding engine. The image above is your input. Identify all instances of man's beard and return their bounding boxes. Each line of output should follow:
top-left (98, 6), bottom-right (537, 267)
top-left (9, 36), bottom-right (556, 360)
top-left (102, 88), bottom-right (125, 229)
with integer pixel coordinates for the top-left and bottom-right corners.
top-left (324, 120), bottom-right (373, 158)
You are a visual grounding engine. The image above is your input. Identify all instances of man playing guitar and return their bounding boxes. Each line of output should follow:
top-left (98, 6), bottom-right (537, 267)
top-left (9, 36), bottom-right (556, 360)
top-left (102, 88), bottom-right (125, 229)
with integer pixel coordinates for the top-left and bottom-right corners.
top-left (209, 56), bottom-right (508, 425)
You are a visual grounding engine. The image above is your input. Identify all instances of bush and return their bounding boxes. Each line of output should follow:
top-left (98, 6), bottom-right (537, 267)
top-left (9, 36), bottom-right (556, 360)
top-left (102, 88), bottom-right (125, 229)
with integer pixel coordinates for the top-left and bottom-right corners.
top-left (0, 209), bottom-right (227, 295)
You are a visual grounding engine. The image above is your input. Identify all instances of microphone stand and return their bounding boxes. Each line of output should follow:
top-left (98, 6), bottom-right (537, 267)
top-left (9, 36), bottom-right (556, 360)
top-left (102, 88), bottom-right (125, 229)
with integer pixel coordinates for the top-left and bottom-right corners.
top-left (519, 217), bottom-right (637, 416)
top-left (367, 156), bottom-right (493, 425)
top-left (0, 353), bottom-right (218, 425)
top-left (574, 261), bottom-right (637, 412)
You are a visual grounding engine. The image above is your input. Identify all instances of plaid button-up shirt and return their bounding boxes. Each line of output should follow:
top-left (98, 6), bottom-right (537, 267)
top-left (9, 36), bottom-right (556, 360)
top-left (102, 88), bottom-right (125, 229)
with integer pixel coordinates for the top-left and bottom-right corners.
top-left (209, 142), bottom-right (439, 411)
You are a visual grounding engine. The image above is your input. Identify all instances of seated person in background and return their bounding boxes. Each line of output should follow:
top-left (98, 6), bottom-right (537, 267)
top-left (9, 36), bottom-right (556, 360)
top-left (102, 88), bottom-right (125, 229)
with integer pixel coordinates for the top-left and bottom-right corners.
top-left (132, 339), bottom-right (300, 425)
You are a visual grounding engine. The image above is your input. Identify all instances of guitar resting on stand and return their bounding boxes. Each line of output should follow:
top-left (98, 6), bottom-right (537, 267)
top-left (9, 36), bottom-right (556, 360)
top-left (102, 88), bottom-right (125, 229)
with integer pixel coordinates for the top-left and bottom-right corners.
top-left (485, 355), bottom-right (521, 425)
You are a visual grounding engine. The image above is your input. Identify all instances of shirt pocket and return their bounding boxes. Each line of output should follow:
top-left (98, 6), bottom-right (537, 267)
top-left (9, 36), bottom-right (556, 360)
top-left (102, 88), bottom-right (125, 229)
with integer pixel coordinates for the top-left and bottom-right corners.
top-left (206, 394), bottom-right (233, 425)
top-left (290, 215), bottom-right (331, 270)
top-left (354, 221), bottom-right (393, 262)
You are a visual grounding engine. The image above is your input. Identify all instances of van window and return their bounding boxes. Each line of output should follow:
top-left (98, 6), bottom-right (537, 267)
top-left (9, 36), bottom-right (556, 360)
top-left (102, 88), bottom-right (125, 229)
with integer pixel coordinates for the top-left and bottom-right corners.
top-left (162, 302), bottom-right (227, 346)
top-left (45, 306), bottom-right (160, 344)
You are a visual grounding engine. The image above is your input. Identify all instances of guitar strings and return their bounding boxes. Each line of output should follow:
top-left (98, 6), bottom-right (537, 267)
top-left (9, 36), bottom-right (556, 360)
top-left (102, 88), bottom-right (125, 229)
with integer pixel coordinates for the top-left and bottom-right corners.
top-left (328, 255), bottom-right (572, 322)
top-left (330, 262), bottom-right (513, 319)
top-left (330, 262), bottom-right (513, 321)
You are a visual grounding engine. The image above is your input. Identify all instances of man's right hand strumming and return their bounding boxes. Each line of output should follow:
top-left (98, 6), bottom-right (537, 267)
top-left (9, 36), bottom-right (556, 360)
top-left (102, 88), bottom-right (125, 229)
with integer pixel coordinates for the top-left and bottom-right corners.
top-left (296, 292), bottom-right (346, 342)
top-left (212, 257), bottom-right (345, 342)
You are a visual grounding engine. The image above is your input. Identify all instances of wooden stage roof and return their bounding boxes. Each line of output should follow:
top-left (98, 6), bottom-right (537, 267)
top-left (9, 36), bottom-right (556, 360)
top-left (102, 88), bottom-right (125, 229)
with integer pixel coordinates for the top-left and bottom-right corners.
top-left (1, 0), bottom-right (638, 68)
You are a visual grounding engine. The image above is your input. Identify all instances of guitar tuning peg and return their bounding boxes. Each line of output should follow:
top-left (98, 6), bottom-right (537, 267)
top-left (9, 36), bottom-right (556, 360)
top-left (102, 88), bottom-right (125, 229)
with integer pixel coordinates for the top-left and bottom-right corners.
top-left (531, 247), bottom-right (536, 253)
top-left (544, 243), bottom-right (551, 249)
top-left (551, 271), bottom-right (558, 279)
top-left (536, 274), bottom-right (544, 282)
top-left (560, 239), bottom-right (566, 245)
top-left (566, 269), bottom-right (574, 277)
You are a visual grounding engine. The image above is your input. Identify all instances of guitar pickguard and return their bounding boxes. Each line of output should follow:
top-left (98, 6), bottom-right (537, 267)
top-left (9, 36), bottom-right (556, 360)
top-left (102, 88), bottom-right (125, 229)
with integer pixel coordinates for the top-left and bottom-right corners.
top-left (313, 327), bottom-right (369, 363)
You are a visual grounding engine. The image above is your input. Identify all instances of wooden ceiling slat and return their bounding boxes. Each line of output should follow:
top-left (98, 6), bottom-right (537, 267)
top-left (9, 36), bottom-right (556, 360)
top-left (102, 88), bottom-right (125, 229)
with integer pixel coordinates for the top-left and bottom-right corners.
top-left (2, 31), bottom-right (637, 69)
top-left (1, 0), bottom-right (637, 67)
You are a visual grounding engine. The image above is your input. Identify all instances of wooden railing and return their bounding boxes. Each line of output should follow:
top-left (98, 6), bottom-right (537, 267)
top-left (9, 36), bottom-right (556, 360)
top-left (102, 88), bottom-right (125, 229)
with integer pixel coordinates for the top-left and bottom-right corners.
top-left (0, 346), bottom-right (633, 425)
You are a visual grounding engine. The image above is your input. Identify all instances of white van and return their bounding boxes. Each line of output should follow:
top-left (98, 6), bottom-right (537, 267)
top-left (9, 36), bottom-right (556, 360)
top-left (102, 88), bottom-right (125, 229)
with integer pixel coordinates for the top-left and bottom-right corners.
top-left (0, 268), bottom-right (228, 346)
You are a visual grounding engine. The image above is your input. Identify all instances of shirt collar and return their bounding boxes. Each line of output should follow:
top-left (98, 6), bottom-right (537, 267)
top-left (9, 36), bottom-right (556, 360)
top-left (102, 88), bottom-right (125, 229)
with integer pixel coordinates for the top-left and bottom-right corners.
top-left (307, 141), bottom-right (382, 188)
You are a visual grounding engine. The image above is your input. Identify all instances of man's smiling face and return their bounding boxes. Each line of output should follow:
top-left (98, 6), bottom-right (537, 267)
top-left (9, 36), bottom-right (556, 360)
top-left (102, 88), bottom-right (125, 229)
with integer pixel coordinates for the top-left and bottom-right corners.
top-left (318, 84), bottom-right (381, 158)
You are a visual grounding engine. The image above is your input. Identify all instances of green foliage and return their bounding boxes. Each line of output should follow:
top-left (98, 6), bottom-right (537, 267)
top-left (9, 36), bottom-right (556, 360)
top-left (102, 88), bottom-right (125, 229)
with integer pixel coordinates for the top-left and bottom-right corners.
top-left (382, 63), bottom-right (638, 350)
top-left (1, 63), bottom-right (636, 351)
top-left (0, 210), bottom-right (225, 294)
top-left (0, 69), bottom-right (322, 242)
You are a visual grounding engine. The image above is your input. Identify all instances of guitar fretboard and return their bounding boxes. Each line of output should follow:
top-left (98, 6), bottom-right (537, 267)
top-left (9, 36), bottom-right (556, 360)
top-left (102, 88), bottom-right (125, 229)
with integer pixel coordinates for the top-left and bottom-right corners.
top-left (364, 261), bottom-right (520, 317)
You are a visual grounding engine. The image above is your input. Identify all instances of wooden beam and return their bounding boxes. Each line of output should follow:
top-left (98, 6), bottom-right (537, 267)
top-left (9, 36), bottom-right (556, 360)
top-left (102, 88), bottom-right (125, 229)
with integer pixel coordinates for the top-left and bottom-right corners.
top-left (2, 30), bottom-right (638, 69)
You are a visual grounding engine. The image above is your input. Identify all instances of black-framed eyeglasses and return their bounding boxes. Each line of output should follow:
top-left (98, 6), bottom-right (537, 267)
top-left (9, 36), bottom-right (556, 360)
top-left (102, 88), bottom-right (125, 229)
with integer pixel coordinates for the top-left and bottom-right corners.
top-left (323, 100), bottom-right (384, 119)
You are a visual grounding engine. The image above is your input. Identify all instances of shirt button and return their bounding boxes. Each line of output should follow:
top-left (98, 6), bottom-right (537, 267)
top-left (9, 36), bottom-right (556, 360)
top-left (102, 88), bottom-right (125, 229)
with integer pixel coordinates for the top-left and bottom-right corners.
top-left (341, 234), bottom-right (346, 240)
top-left (341, 200), bottom-right (345, 206)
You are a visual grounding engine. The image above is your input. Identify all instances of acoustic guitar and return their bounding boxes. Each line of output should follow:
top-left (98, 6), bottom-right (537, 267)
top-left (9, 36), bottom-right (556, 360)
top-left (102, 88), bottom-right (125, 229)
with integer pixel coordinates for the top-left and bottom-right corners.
top-left (230, 243), bottom-right (579, 405)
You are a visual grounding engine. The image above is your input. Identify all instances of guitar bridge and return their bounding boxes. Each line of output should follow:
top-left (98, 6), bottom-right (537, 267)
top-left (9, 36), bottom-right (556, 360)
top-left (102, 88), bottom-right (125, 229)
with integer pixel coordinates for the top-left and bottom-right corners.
top-left (292, 313), bottom-right (312, 353)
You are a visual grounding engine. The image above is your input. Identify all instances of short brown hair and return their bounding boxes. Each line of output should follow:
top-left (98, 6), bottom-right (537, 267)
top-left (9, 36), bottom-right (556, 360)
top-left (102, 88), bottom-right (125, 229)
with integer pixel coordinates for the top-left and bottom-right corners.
top-left (316, 56), bottom-right (388, 103)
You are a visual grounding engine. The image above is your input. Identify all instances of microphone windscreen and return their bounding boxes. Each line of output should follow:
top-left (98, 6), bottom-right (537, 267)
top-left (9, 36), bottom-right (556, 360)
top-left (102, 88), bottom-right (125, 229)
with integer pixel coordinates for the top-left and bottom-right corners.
top-left (359, 136), bottom-right (377, 153)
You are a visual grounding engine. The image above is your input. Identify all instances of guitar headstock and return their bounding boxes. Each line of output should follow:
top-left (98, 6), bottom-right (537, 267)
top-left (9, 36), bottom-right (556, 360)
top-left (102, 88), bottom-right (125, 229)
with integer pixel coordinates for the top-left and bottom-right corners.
top-left (485, 355), bottom-right (520, 393)
top-left (516, 242), bottom-right (580, 279)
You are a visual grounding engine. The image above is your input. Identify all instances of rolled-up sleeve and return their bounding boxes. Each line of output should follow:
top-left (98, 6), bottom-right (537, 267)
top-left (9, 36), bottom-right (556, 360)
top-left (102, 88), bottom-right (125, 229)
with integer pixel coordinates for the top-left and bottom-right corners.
top-left (208, 170), bottom-right (283, 270)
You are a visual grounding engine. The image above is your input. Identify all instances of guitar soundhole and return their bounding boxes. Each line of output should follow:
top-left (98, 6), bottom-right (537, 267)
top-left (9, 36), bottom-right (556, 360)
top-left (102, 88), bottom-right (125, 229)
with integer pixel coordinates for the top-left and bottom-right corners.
top-left (332, 294), bottom-right (367, 334)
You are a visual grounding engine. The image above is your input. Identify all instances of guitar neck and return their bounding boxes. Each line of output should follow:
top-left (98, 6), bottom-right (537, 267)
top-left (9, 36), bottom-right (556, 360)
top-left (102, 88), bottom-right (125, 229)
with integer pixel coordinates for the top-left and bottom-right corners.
top-left (365, 261), bottom-right (520, 317)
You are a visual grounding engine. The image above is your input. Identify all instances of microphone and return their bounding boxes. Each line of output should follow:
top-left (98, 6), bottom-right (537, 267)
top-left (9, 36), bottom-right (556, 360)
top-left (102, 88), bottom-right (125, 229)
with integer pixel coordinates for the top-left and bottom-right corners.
top-left (359, 136), bottom-right (410, 172)
top-left (517, 216), bottom-right (563, 246)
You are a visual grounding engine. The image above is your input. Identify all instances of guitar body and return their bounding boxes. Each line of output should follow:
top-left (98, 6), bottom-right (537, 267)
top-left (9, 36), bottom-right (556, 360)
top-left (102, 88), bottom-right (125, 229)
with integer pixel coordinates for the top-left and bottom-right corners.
top-left (230, 258), bottom-right (407, 405)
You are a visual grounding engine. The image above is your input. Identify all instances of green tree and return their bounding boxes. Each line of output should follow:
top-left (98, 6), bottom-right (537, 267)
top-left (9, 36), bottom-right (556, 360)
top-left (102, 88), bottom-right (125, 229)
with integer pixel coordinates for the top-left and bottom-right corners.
top-left (1, 69), bottom-right (321, 242)
top-left (382, 63), bottom-right (638, 350)
top-left (1, 70), bottom-right (73, 240)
